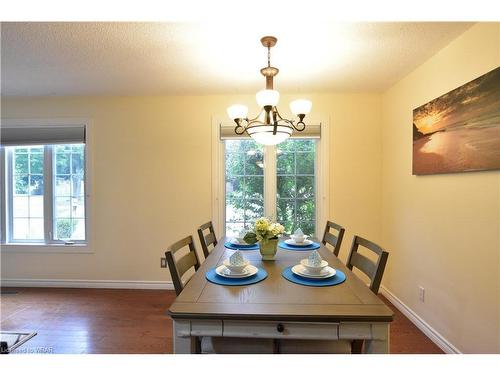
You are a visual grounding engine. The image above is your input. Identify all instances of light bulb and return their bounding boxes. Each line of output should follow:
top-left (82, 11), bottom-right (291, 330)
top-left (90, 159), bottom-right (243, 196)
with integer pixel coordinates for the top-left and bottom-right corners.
top-left (290, 99), bottom-right (312, 115)
top-left (256, 90), bottom-right (280, 108)
top-left (227, 104), bottom-right (248, 120)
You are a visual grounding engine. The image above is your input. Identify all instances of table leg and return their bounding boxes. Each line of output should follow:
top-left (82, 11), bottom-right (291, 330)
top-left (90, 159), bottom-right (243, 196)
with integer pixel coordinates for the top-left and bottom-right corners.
top-left (173, 320), bottom-right (196, 354)
top-left (363, 323), bottom-right (389, 354)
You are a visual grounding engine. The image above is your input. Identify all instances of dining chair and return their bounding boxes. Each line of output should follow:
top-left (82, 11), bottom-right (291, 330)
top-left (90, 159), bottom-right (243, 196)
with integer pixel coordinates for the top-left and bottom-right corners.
top-left (346, 235), bottom-right (389, 295)
top-left (346, 235), bottom-right (389, 353)
top-left (321, 220), bottom-right (345, 257)
top-left (165, 235), bottom-right (201, 296)
top-left (197, 221), bottom-right (218, 259)
top-left (281, 235), bottom-right (390, 354)
top-left (166, 235), bottom-right (273, 354)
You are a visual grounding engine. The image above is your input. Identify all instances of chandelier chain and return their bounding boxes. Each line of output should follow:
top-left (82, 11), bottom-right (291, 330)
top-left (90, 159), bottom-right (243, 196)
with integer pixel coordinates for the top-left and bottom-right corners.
top-left (267, 46), bottom-right (271, 68)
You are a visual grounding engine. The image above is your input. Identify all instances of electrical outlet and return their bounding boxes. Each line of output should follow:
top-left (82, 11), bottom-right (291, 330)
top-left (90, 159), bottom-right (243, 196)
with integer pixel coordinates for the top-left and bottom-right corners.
top-left (160, 257), bottom-right (167, 268)
top-left (419, 286), bottom-right (425, 302)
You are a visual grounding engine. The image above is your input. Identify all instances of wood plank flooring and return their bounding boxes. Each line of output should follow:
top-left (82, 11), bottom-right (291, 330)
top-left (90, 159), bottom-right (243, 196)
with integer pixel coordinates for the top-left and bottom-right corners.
top-left (0, 287), bottom-right (443, 354)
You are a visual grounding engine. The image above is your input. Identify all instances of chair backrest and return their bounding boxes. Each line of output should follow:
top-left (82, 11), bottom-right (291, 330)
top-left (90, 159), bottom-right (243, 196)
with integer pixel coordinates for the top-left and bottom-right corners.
top-left (322, 220), bottom-right (345, 257)
top-left (197, 221), bottom-right (218, 259)
top-left (165, 235), bottom-right (201, 296)
top-left (346, 235), bottom-right (389, 294)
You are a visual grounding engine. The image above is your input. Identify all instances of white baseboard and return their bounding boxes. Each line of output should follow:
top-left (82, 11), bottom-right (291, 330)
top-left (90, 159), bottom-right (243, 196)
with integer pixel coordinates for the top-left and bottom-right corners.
top-left (1, 278), bottom-right (174, 290)
top-left (380, 285), bottom-right (461, 354)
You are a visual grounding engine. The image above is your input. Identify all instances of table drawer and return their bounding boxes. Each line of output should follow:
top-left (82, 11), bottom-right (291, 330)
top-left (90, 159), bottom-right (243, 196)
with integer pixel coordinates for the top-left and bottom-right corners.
top-left (223, 321), bottom-right (339, 340)
top-left (191, 320), bottom-right (223, 336)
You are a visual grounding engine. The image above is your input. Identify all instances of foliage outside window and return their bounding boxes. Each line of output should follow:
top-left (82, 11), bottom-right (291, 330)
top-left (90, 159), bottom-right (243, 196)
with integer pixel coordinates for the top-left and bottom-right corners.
top-left (53, 144), bottom-right (86, 240)
top-left (224, 138), bottom-right (317, 237)
top-left (4, 143), bottom-right (87, 244)
top-left (12, 145), bottom-right (45, 240)
top-left (225, 140), bottom-right (264, 237)
top-left (277, 140), bottom-right (316, 235)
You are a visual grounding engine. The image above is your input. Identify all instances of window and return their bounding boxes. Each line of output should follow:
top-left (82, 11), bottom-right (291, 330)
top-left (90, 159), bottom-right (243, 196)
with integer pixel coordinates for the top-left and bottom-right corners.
top-left (10, 145), bottom-right (45, 241)
top-left (277, 139), bottom-right (316, 235)
top-left (222, 133), bottom-right (324, 238)
top-left (53, 144), bottom-right (86, 240)
top-left (1, 122), bottom-right (88, 246)
top-left (225, 140), bottom-right (264, 237)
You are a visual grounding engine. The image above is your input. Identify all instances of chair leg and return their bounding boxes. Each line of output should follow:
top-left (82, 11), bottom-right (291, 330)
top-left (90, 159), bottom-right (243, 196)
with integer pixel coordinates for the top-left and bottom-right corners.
top-left (195, 337), bottom-right (202, 354)
top-left (351, 340), bottom-right (363, 354)
top-left (273, 339), bottom-right (281, 354)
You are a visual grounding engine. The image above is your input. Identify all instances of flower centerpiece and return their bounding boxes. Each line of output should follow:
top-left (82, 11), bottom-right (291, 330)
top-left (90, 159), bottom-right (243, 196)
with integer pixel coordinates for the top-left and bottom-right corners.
top-left (243, 217), bottom-right (285, 260)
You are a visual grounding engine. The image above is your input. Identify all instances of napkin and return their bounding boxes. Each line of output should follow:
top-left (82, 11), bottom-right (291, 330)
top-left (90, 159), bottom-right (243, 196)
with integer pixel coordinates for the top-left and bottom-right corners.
top-left (232, 230), bottom-right (246, 244)
top-left (294, 228), bottom-right (304, 236)
top-left (229, 250), bottom-right (247, 266)
top-left (308, 250), bottom-right (323, 266)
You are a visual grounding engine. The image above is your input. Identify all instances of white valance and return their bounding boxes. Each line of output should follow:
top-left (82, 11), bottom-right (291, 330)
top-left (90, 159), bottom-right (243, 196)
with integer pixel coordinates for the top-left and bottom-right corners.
top-left (1, 125), bottom-right (86, 146)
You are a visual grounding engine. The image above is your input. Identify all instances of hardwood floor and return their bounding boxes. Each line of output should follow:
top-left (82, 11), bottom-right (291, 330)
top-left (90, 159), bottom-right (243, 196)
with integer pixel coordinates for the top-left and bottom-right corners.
top-left (0, 287), bottom-right (443, 354)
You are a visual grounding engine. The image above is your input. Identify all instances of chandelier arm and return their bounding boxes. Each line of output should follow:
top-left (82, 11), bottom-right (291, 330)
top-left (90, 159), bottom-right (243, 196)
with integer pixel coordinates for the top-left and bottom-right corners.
top-left (247, 119), bottom-right (266, 127)
top-left (234, 123), bottom-right (247, 135)
top-left (273, 117), bottom-right (306, 132)
top-left (246, 108), bottom-right (265, 123)
top-left (292, 121), bottom-right (306, 132)
top-left (273, 108), bottom-right (306, 131)
top-left (293, 113), bottom-right (306, 131)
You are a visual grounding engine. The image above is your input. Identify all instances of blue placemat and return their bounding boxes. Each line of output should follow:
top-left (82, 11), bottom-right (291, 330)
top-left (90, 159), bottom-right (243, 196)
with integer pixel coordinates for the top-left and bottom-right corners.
top-left (206, 267), bottom-right (268, 286)
top-left (224, 241), bottom-right (259, 250)
top-left (281, 266), bottom-right (346, 287)
top-left (278, 241), bottom-right (321, 251)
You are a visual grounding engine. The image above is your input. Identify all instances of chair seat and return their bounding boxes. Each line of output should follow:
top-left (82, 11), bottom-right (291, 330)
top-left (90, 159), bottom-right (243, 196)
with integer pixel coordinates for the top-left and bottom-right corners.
top-left (201, 337), bottom-right (275, 354)
top-left (279, 339), bottom-right (352, 354)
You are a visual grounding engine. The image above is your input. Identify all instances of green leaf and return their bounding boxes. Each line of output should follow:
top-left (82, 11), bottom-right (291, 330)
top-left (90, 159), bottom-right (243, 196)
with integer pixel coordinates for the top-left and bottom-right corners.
top-left (243, 232), bottom-right (258, 244)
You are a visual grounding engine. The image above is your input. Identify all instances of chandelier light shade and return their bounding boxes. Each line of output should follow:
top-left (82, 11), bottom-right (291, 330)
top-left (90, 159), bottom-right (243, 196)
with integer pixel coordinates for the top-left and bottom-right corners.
top-left (256, 89), bottom-right (280, 107)
top-left (290, 99), bottom-right (312, 116)
top-left (227, 36), bottom-right (312, 145)
top-left (227, 104), bottom-right (249, 120)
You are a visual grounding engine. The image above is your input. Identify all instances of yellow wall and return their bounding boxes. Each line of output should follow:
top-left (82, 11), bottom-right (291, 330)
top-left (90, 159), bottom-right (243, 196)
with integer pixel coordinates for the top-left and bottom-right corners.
top-left (0, 93), bottom-right (382, 281)
top-left (381, 23), bottom-right (500, 353)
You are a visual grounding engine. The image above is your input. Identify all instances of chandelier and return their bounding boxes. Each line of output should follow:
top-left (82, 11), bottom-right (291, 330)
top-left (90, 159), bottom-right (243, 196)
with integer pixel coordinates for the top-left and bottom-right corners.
top-left (226, 36), bottom-right (312, 146)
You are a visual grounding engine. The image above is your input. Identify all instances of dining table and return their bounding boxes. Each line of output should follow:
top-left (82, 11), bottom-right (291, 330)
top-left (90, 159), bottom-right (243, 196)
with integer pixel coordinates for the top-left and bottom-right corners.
top-left (168, 236), bottom-right (394, 354)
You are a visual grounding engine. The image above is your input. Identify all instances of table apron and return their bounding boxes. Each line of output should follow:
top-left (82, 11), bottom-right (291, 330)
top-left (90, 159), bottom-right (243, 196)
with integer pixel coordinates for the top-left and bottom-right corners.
top-left (175, 319), bottom-right (389, 341)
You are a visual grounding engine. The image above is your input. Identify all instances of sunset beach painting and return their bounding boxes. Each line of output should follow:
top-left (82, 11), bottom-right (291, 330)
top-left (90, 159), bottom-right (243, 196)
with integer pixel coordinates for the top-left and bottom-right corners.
top-left (413, 66), bottom-right (500, 175)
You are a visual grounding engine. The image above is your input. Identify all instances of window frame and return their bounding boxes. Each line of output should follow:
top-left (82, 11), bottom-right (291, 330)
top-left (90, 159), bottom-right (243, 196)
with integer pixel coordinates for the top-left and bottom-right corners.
top-left (212, 116), bottom-right (329, 238)
top-left (1, 118), bottom-right (92, 253)
top-left (6, 145), bottom-right (48, 244)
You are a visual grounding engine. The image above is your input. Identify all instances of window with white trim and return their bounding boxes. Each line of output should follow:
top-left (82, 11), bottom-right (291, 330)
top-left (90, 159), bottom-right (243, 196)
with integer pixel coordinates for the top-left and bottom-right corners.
top-left (276, 139), bottom-right (316, 236)
top-left (1, 123), bottom-right (88, 245)
top-left (220, 123), bottom-right (325, 238)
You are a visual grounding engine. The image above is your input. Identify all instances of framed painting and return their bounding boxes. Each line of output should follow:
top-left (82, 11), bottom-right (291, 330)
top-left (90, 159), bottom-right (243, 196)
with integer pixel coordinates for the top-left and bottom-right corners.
top-left (413, 66), bottom-right (500, 175)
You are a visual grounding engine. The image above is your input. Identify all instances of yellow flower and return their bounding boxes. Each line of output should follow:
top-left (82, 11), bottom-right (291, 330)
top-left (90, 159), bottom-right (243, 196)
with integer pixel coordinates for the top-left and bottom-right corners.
top-left (251, 217), bottom-right (283, 241)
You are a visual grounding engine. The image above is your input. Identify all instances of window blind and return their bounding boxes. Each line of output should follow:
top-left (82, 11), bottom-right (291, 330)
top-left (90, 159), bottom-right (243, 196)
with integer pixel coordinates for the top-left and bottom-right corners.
top-left (0, 125), bottom-right (86, 146)
top-left (220, 122), bottom-right (321, 140)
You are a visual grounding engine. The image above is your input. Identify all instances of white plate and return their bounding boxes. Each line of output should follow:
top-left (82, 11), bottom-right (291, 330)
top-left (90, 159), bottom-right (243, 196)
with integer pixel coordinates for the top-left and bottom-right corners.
top-left (291, 264), bottom-right (336, 279)
top-left (285, 238), bottom-right (313, 247)
top-left (216, 264), bottom-right (258, 279)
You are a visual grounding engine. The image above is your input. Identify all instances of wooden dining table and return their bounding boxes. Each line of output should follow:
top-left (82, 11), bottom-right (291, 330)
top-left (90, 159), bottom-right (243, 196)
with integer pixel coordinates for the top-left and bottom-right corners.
top-left (168, 237), bottom-right (394, 354)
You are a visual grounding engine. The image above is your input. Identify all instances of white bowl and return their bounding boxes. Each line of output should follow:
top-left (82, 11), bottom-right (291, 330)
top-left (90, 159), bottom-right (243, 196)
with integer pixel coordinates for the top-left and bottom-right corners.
top-left (291, 234), bottom-right (308, 244)
top-left (300, 259), bottom-right (328, 275)
top-left (223, 259), bottom-right (250, 274)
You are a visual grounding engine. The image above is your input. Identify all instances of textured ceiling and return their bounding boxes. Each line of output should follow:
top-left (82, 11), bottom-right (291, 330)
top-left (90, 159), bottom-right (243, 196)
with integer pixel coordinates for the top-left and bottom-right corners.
top-left (1, 22), bottom-right (473, 96)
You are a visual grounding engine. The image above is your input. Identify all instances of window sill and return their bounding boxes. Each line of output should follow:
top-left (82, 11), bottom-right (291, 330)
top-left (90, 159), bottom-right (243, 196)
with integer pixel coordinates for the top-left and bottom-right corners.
top-left (0, 243), bottom-right (93, 254)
